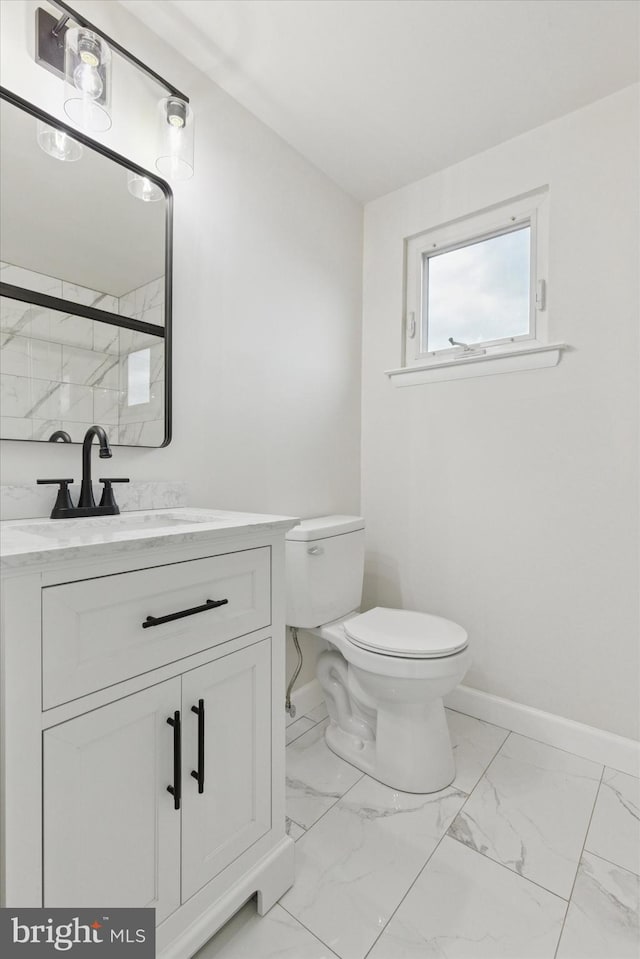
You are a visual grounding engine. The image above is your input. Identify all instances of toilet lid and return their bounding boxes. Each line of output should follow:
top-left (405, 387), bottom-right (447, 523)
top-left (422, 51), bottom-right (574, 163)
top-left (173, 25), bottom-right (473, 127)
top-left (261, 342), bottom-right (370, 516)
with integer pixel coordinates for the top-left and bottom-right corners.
top-left (344, 607), bottom-right (468, 659)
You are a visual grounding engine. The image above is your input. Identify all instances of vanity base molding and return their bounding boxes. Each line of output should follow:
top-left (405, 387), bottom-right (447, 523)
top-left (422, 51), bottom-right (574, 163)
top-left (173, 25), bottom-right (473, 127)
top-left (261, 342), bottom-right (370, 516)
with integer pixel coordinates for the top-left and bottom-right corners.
top-left (158, 838), bottom-right (295, 959)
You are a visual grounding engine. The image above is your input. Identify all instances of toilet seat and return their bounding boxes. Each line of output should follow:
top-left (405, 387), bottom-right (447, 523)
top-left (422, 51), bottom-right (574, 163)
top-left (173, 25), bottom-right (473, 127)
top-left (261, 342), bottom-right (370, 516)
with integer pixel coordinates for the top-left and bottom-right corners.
top-left (344, 607), bottom-right (468, 659)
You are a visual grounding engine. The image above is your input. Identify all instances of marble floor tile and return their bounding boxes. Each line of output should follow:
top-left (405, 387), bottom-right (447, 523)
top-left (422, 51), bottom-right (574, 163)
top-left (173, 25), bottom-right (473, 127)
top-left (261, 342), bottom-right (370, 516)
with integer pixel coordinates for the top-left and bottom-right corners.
top-left (585, 768), bottom-right (640, 876)
top-left (286, 817), bottom-right (306, 841)
top-left (445, 709), bottom-right (509, 794)
top-left (286, 720), bottom-right (363, 830)
top-left (556, 851), bottom-right (639, 959)
top-left (194, 901), bottom-right (337, 959)
top-left (447, 732), bottom-right (602, 898)
top-left (305, 702), bottom-right (329, 724)
top-left (281, 775), bottom-right (466, 959)
top-left (368, 835), bottom-right (566, 959)
top-left (286, 716), bottom-right (316, 745)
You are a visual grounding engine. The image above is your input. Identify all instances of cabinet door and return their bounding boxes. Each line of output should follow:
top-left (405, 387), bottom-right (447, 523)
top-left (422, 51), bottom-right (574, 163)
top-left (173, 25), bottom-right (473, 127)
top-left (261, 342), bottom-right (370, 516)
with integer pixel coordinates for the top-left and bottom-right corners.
top-left (181, 640), bottom-right (272, 901)
top-left (43, 678), bottom-right (181, 923)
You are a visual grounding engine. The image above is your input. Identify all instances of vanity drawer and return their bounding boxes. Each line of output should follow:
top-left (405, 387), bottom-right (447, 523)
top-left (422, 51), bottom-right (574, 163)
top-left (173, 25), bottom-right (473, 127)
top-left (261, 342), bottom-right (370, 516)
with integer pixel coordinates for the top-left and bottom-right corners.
top-left (42, 547), bottom-right (271, 709)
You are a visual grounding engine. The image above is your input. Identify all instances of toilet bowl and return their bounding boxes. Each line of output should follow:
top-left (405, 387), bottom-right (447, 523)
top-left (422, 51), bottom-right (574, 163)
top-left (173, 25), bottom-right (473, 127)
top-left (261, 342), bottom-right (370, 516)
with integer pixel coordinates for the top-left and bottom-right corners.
top-left (286, 517), bottom-right (471, 794)
top-left (311, 610), bottom-right (470, 792)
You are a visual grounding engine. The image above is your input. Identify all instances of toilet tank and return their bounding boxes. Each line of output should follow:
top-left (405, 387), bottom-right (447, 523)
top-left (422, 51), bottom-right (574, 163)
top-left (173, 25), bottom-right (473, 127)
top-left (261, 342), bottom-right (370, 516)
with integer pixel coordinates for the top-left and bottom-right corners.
top-left (285, 516), bottom-right (365, 628)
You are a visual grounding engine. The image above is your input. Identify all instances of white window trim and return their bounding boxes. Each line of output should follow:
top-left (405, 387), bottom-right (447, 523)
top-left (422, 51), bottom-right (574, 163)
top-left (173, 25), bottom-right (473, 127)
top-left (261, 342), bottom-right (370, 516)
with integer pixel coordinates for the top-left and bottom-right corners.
top-left (386, 341), bottom-right (567, 386)
top-left (390, 187), bottom-right (567, 385)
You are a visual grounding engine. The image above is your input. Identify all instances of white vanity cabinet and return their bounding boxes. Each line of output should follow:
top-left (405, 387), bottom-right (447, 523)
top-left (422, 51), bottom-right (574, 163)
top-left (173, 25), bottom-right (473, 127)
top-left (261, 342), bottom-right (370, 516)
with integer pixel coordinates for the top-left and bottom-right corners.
top-left (44, 640), bottom-right (272, 917)
top-left (43, 677), bottom-right (183, 922)
top-left (180, 641), bottom-right (272, 901)
top-left (0, 510), bottom-right (297, 959)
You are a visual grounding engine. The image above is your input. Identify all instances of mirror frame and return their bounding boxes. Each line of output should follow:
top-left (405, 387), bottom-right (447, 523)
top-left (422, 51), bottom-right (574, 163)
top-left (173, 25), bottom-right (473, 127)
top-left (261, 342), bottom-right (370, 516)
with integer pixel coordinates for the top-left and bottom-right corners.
top-left (0, 86), bottom-right (173, 448)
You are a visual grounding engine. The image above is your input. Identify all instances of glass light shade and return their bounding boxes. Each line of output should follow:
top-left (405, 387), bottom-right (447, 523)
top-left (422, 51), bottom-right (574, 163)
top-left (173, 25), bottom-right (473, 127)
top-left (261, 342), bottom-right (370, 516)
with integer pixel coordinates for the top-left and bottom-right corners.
top-left (64, 27), bottom-right (112, 132)
top-left (37, 120), bottom-right (83, 161)
top-left (127, 171), bottom-right (164, 203)
top-left (155, 97), bottom-right (194, 181)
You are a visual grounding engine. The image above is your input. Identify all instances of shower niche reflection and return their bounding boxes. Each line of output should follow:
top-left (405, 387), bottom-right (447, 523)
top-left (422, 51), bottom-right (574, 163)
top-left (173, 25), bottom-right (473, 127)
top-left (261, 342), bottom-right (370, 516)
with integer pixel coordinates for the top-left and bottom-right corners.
top-left (0, 88), bottom-right (172, 447)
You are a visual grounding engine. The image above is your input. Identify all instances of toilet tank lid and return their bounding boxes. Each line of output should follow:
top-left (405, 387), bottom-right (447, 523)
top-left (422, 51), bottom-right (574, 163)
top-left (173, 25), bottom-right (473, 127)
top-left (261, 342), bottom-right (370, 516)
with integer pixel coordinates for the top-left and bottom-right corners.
top-left (286, 515), bottom-right (365, 541)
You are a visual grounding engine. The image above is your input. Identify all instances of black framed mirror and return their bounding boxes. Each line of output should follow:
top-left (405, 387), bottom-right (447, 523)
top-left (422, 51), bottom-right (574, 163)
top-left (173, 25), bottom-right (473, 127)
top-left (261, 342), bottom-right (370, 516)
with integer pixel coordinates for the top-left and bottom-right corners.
top-left (0, 87), bottom-right (172, 447)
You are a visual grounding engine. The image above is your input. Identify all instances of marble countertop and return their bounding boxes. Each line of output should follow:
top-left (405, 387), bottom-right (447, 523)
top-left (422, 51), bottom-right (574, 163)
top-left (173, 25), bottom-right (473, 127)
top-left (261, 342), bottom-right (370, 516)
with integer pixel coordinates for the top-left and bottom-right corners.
top-left (0, 507), bottom-right (299, 571)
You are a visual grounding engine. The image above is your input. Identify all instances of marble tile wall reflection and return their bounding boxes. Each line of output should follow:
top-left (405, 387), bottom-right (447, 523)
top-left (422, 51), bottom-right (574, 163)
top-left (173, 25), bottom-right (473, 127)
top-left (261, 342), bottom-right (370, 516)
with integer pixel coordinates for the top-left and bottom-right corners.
top-left (0, 263), bottom-right (166, 446)
top-left (118, 275), bottom-right (165, 327)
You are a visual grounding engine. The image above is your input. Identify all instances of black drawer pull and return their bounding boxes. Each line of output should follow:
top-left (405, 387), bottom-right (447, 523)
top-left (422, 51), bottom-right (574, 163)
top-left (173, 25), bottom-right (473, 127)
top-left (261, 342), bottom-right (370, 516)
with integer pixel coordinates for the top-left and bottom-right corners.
top-left (142, 598), bottom-right (228, 629)
top-left (190, 699), bottom-right (205, 794)
top-left (166, 710), bottom-right (181, 810)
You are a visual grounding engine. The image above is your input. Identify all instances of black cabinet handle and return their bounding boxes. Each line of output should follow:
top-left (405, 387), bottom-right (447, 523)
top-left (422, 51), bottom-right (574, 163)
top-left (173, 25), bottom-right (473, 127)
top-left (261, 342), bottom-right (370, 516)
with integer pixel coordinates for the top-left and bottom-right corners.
top-left (190, 699), bottom-right (205, 794)
top-left (166, 710), bottom-right (181, 810)
top-left (142, 598), bottom-right (228, 629)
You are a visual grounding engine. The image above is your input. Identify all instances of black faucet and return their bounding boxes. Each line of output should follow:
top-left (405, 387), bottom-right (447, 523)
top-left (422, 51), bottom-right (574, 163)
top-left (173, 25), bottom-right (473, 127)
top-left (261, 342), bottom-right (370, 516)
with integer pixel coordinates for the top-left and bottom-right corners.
top-left (37, 425), bottom-right (129, 519)
top-left (48, 430), bottom-right (72, 443)
top-left (78, 425), bottom-right (112, 509)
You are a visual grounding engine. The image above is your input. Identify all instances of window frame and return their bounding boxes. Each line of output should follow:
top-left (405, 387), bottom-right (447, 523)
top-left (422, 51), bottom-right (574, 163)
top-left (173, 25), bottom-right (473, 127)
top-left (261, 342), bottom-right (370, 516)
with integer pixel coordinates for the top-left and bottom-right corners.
top-left (404, 189), bottom-right (549, 369)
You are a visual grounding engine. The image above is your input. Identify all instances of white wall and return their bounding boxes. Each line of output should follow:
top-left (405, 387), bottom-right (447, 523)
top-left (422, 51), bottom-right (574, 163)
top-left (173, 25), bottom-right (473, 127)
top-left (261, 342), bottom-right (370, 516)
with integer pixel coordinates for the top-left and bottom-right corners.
top-left (0, 0), bottom-right (363, 689)
top-left (362, 86), bottom-right (639, 740)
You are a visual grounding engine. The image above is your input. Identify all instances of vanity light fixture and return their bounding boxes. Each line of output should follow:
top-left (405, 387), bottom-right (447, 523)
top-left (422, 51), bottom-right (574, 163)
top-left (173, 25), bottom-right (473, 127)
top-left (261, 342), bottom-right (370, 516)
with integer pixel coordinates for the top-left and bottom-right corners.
top-left (35, 1), bottom-right (194, 179)
top-left (64, 27), bottom-right (112, 132)
top-left (36, 118), bottom-right (83, 161)
top-left (156, 96), bottom-right (194, 181)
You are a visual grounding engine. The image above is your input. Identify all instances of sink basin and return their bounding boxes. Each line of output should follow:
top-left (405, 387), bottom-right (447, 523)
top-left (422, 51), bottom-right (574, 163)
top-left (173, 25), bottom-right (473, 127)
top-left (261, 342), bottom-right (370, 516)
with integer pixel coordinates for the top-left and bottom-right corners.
top-left (9, 511), bottom-right (218, 539)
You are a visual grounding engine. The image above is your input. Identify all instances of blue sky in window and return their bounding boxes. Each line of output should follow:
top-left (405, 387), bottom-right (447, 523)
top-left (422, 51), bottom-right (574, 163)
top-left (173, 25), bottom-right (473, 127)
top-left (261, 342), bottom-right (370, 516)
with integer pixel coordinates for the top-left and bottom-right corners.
top-left (425, 227), bottom-right (530, 351)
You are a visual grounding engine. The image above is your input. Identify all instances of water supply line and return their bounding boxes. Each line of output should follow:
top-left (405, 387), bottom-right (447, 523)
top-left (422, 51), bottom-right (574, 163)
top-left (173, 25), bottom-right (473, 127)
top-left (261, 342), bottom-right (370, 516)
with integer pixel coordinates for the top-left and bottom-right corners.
top-left (285, 626), bottom-right (303, 718)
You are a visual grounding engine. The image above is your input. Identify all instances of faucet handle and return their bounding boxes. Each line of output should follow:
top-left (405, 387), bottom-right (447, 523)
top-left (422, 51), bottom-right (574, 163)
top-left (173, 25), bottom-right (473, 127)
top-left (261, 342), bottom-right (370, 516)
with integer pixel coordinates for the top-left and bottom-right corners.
top-left (98, 477), bottom-right (130, 511)
top-left (36, 479), bottom-right (75, 519)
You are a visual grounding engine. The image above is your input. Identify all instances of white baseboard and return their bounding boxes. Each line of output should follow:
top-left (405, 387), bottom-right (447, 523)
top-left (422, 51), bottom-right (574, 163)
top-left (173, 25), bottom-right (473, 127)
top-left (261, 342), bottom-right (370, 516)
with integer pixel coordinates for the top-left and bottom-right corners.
top-left (445, 684), bottom-right (640, 777)
top-left (286, 678), bottom-right (324, 725)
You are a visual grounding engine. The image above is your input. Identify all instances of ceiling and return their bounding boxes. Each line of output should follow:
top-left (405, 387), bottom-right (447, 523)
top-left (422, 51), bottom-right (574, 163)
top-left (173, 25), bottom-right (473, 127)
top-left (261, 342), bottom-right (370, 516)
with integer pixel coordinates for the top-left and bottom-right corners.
top-left (122, 0), bottom-right (640, 202)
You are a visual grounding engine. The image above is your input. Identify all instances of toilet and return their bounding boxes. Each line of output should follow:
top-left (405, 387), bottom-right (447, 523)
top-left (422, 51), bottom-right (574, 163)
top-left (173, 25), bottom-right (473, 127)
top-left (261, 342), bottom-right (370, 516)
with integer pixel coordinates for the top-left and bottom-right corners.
top-left (286, 515), bottom-right (470, 793)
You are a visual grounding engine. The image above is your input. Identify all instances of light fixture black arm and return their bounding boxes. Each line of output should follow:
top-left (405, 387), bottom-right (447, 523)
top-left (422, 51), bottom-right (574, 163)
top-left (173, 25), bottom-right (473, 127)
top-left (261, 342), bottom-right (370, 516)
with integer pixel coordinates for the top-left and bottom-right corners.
top-left (44, 0), bottom-right (190, 103)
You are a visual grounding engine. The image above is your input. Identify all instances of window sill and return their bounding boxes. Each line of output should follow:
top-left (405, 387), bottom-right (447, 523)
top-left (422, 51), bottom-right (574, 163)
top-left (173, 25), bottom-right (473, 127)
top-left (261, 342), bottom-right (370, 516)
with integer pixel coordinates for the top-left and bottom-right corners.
top-left (385, 342), bottom-right (568, 387)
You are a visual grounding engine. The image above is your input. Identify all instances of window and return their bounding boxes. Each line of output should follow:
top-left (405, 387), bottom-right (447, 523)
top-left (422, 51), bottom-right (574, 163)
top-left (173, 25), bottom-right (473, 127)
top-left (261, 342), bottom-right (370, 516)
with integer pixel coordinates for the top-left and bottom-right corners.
top-left (423, 224), bottom-right (531, 352)
top-left (390, 188), bottom-right (564, 385)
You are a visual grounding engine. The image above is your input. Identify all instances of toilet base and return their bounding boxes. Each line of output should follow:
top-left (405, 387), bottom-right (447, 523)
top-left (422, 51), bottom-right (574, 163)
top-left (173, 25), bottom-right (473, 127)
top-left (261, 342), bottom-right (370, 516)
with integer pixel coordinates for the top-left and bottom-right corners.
top-left (324, 721), bottom-right (376, 779)
top-left (314, 635), bottom-right (469, 794)
top-left (323, 701), bottom-right (456, 794)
